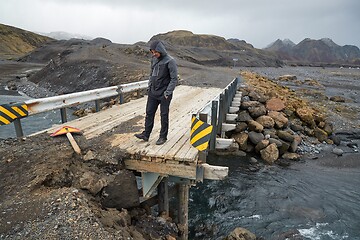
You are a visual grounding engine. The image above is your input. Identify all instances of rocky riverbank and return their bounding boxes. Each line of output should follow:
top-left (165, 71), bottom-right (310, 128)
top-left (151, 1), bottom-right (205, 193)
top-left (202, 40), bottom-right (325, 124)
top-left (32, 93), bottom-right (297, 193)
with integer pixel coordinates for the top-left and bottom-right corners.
top-left (240, 67), bottom-right (360, 165)
top-left (225, 71), bottom-right (337, 164)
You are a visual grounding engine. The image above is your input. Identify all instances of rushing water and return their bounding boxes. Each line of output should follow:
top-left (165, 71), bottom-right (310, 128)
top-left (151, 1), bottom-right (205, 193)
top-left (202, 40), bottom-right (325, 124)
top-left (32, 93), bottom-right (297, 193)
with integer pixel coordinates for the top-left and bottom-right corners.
top-left (189, 155), bottom-right (360, 240)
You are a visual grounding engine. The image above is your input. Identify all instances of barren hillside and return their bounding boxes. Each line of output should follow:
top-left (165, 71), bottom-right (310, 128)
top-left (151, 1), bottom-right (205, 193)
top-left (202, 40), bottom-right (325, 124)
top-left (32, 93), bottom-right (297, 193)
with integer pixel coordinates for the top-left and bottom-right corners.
top-left (0, 23), bottom-right (53, 60)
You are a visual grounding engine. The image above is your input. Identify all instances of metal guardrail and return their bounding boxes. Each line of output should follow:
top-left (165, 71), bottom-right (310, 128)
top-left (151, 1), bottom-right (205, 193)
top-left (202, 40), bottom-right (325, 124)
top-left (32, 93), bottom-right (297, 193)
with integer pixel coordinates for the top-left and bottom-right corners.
top-left (195, 77), bottom-right (241, 152)
top-left (26, 80), bottom-right (149, 115)
top-left (2, 80), bottom-right (149, 137)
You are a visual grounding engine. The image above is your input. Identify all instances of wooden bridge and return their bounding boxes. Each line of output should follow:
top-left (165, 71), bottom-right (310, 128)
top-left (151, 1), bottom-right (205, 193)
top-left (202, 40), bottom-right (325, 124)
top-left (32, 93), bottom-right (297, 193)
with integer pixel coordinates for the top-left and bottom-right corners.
top-left (2, 78), bottom-right (242, 239)
top-left (39, 85), bottom-right (230, 180)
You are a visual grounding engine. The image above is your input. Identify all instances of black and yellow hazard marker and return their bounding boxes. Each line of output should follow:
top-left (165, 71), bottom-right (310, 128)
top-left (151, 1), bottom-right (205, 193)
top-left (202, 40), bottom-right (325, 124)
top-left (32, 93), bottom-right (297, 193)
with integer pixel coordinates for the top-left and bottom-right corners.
top-left (0, 103), bottom-right (28, 125)
top-left (190, 116), bottom-right (213, 151)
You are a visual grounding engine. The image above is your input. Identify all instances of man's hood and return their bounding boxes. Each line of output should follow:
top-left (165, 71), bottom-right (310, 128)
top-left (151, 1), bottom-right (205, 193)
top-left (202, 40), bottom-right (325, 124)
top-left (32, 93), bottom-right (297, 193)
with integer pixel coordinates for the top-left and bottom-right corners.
top-left (150, 40), bottom-right (168, 56)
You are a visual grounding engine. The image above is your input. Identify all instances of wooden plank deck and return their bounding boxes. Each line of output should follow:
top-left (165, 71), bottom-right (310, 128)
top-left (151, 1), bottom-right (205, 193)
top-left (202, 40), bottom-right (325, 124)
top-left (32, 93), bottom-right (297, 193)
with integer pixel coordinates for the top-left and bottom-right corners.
top-left (43, 85), bottom-right (222, 164)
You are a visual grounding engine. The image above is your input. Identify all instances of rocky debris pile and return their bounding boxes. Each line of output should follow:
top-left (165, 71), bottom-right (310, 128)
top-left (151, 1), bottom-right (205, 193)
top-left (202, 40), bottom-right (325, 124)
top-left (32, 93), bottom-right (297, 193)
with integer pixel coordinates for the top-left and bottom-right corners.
top-left (0, 132), bottom-right (179, 239)
top-left (227, 72), bottom-right (336, 164)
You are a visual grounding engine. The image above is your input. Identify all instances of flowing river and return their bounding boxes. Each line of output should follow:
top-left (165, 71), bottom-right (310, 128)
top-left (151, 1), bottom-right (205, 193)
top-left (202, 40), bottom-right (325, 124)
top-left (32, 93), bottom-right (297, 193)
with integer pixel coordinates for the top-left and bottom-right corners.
top-left (189, 154), bottom-right (360, 239)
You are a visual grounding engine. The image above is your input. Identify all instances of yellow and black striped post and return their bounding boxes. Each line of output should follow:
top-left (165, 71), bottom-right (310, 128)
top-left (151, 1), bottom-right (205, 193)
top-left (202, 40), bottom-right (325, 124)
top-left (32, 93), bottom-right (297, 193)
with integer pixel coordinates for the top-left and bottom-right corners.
top-left (0, 103), bottom-right (28, 125)
top-left (190, 116), bottom-right (213, 151)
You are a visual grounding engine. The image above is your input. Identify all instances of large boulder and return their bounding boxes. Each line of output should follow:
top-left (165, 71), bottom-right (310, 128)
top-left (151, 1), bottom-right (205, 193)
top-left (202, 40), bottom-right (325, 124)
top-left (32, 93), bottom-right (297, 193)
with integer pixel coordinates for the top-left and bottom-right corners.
top-left (323, 122), bottom-right (333, 135)
top-left (269, 138), bottom-right (283, 147)
top-left (248, 120), bottom-right (264, 132)
top-left (268, 111), bottom-right (288, 128)
top-left (235, 122), bottom-right (248, 133)
top-left (256, 115), bottom-right (275, 128)
top-left (278, 140), bottom-right (290, 155)
top-left (296, 107), bottom-right (316, 128)
top-left (248, 91), bottom-right (262, 101)
top-left (248, 131), bottom-right (264, 145)
top-left (260, 143), bottom-right (279, 164)
top-left (237, 111), bottom-right (253, 122)
top-left (255, 140), bottom-right (270, 152)
top-left (79, 171), bottom-right (113, 195)
top-left (233, 132), bottom-right (249, 151)
top-left (248, 105), bottom-right (267, 118)
top-left (290, 135), bottom-right (302, 152)
top-left (277, 130), bottom-right (295, 143)
top-left (314, 127), bottom-right (328, 142)
top-left (224, 227), bottom-right (257, 240)
top-left (290, 122), bottom-right (304, 132)
top-left (101, 170), bottom-right (140, 209)
top-left (241, 101), bottom-right (261, 110)
top-left (266, 98), bottom-right (286, 111)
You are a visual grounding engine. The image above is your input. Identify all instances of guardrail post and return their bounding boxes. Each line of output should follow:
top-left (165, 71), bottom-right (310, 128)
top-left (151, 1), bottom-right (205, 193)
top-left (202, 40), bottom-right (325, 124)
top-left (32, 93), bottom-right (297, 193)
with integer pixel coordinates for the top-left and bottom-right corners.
top-left (14, 118), bottom-right (24, 138)
top-left (137, 89), bottom-right (141, 98)
top-left (60, 108), bottom-right (67, 123)
top-left (225, 88), bottom-right (230, 111)
top-left (230, 80), bottom-right (235, 97)
top-left (217, 93), bottom-right (225, 135)
top-left (210, 100), bottom-right (218, 151)
top-left (95, 100), bottom-right (100, 112)
top-left (119, 92), bottom-right (124, 104)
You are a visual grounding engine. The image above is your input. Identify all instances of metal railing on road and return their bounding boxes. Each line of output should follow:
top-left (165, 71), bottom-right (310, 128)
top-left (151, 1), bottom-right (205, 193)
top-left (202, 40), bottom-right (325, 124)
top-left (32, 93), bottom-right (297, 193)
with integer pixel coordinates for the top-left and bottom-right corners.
top-left (1, 80), bottom-right (149, 137)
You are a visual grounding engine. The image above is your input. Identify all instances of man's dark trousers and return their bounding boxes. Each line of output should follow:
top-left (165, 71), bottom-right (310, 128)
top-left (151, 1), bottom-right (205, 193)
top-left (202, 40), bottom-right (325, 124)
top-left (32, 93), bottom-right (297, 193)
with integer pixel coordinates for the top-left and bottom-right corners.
top-left (143, 94), bottom-right (173, 139)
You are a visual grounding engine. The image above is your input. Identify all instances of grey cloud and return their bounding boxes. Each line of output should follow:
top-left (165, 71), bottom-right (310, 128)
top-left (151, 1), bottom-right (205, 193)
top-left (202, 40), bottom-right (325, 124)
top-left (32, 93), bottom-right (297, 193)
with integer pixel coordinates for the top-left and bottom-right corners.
top-left (1, 0), bottom-right (359, 48)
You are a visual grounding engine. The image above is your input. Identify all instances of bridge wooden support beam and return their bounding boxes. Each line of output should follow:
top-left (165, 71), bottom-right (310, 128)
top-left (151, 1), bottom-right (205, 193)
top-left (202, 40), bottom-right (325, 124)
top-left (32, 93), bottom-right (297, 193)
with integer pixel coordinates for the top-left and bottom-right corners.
top-left (178, 183), bottom-right (190, 240)
top-left (157, 178), bottom-right (169, 218)
top-left (125, 160), bottom-right (228, 181)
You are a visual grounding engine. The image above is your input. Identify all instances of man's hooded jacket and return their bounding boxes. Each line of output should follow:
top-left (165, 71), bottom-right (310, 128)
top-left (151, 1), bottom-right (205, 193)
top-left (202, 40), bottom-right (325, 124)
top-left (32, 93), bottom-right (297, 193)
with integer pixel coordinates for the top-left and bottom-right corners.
top-left (149, 41), bottom-right (178, 98)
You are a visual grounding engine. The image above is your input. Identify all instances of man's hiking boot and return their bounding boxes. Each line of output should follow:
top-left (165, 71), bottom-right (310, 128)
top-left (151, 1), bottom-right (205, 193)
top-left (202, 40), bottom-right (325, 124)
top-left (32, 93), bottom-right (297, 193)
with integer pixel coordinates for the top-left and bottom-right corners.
top-left (134, 133), bottom-right (149, 141)
top-left (156, 137), bottom-right (167, 145)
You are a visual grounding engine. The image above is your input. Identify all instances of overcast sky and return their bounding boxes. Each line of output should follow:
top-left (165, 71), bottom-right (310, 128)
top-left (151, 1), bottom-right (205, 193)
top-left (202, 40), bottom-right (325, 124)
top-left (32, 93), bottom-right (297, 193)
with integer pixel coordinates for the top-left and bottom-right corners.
top-left (1, 0), bottom-right (359, 48)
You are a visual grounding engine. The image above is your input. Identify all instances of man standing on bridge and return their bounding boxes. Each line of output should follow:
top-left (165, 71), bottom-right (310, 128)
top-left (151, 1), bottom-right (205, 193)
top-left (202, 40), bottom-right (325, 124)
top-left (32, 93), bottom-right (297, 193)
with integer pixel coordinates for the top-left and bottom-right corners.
top-left (135, 40), bottom-right (178, 145)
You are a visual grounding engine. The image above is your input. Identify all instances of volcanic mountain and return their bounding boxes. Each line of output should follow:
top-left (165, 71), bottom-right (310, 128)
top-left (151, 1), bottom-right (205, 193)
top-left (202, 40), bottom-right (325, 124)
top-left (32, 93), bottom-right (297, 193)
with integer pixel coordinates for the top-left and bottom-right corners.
top-left (150, 30), bottom-right (282, 67)
top-left (265, 38), bottom-right (360, 66)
